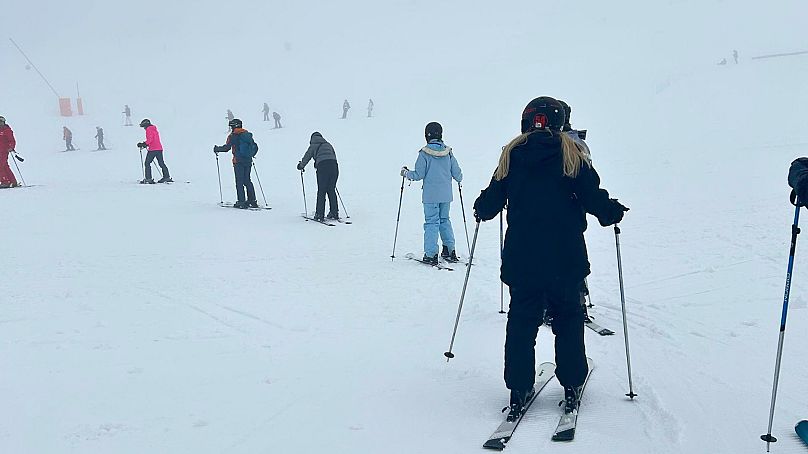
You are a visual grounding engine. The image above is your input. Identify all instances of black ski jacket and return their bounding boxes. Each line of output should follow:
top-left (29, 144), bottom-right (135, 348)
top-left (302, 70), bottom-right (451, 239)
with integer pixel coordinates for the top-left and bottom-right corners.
top-left (473, 132), bottom-right (626, 289)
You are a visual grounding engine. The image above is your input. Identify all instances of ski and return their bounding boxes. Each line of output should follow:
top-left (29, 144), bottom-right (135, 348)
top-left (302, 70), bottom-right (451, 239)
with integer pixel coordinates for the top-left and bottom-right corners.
top-left (404, 253), bottom-right (453, 271)
top-left (218, 203), bottom-right (271, 211)
top-left (584, 316), bottom-right (615, 336)
top-left (302, 215), bottom-right (335, 226)
top-left (551, 357), bottom-right (594, 442)
top-left (483, 362), bottom-right (556, 450)
top-left (330, 217), bottom-right (352, 225)
top-left (797, 420), bottom-right (808, 446)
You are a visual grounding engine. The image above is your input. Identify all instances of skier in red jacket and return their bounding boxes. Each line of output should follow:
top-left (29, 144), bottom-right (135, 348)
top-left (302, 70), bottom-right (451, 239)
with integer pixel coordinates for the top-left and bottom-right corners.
top-left (0, 116), bottom-right (19, 188)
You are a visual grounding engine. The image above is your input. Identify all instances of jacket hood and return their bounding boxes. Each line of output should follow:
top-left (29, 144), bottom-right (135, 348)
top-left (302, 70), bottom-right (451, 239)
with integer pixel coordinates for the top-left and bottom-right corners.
top-left (231, 128), bottom-right (249, 135)
top-left (310, 132), bottom-right (325, 144)
top-left (421, 140), bottom-right (451, 157)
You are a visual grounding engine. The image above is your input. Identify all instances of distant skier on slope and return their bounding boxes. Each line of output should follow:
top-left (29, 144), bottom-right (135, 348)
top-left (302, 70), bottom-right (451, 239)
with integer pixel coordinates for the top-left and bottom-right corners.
top-left (0, 116), bottom-right (19, 188)
top-left (94, 127), bottom-right (107, 150)
top-left (226, 109), bottom-right (235, 123)
top-left (272, 111), bottom-right (282, 129)
top-left (262, 103), bottom-right (270, 121)
top-left (341, 99), bottom-right (350, 119)
top-left (400, 122), bottom-right (463, 265)
top-left (63, 126), bottom-right (75, 151)
top-left (367, 98), bottom-right (374, 118)
top-left (123, 105), bottom-right (133, 126)
top-left (297, 132), bottom-right (339, 221)
top-left (214, 118), bottom-right (259, 209)
top-left (136, 119), bottom-right (172, 184)
top-left (473, 96), bottom-right (628, 422)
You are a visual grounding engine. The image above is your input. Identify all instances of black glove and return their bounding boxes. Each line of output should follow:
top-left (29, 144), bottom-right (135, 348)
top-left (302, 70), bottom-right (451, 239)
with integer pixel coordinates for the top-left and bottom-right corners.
top-left (793, 177), bottom-right (808, 207)
top-left (137, 142), bottom-right (147, 149)
top-left (598, 199), bottom-right (629, 226)
top-left (297, 162), bottom-right (305, 171)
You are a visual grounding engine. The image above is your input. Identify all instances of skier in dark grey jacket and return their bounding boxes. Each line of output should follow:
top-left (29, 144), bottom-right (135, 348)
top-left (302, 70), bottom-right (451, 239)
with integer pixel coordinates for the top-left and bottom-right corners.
top-left (297, 132), bottom-right (339, 221)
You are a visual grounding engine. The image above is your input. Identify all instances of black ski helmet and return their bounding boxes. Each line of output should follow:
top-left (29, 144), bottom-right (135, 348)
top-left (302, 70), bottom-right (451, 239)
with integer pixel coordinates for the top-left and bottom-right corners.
top-left (229, 118), bottom-right (243, 129)
top-left (558, 100), bottom-right (572, 131)
top-left (425, 122), bottom-right (443, 141)
top-left (0, 116), bottom-right (5, 124)
top-left (520, 97), bottom-right (565, 134)
top-left (139, 118), bottom-right (151, 128)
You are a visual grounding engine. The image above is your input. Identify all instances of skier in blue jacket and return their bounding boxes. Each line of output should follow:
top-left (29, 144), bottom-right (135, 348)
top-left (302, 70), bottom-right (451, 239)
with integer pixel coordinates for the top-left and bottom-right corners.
top-left (214, 118), bottom-right (259, 208)
top-left (401, 122), bottom-right (463, 265)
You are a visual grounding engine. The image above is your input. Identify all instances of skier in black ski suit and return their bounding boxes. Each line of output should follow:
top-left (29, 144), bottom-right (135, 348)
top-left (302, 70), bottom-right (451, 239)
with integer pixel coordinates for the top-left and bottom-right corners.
top-left (95, 127), bottom-right (106, 150)
top-left (214, 118), bottom-right (259, 209)
top-left (473, 96), bottom-right (628, 421)
top-left (297, 132), bottom-right (339, 221)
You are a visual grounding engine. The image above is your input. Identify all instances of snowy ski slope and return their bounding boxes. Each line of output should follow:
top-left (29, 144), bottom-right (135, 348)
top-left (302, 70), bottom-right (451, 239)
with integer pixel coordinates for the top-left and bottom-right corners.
top-left (2, 1), bottom-right (808, 453)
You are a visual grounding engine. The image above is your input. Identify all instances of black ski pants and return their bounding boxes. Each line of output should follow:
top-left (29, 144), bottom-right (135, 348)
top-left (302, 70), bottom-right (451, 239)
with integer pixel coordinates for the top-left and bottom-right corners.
top-left (315, 160), bottom-right (339, 218)
top-left (504, 281), bottom-right (588, 392)
top-left (274, 118), bottom-right (282, 128)
top-left (144, 150), bottom-right (170, 180)
top-left (263, 112), bottom-right (270, 121)
top-left (234, 161), bottom-right (256, 203)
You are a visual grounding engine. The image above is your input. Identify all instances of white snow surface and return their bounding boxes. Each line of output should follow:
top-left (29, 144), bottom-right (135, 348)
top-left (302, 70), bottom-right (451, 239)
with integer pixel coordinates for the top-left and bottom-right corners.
top-left (2, 1), bottom-right (808, 453)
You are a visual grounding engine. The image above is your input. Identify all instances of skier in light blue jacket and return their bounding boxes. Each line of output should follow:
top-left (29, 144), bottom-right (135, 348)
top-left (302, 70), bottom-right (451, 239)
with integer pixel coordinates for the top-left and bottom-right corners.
top-left (400, 122), bottom-right (463, 265)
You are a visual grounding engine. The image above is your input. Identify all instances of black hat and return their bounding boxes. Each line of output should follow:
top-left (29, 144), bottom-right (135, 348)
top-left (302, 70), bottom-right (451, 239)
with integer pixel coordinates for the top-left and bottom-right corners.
top-left (139, 118), bottom-right (151, 128)
top-left (520, 97), bottom-right (565, 134)
top-left (229, 118), bottom-right (243, 129)
top-left (425, 122), bottom-right (443, 141)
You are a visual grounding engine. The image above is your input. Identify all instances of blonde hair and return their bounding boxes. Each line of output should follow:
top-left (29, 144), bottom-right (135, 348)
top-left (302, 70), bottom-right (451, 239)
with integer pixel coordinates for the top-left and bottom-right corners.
top-left (494, 131), bottom-right (590, 181)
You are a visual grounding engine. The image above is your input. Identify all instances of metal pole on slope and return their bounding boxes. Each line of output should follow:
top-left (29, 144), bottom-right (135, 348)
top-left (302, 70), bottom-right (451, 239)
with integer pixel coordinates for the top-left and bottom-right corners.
top-left (300, 170), bottom-right (308, 216)
top-left (10, 152), bottom-right (26, 187)
top-left (457, 182), bottom-right (471, 257)
top-left (9, 38), bottom-right (60, 98)
top-left (139, 147), bottom-right (146, 181)
top-left (615, 224), bottom-right (637, 400)
top-left (499, 212), bottom-right (506, 314)
top-left (444, 220), bottom-right (481, 361)
top-left (335, 187), bottom-right (350, 219)
top-left (391, 174), bottom-right (406, 260)
top-left (214, 152), bottom-right (224, 204)
top-left (761, 202), bottom-right (802, 451)
top-left (253, 162), bottom-right (269, 207)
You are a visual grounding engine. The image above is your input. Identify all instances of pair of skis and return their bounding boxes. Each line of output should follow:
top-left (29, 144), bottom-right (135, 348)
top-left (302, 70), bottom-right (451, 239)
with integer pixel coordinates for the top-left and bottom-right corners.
top-left (483, 358), bottom-right (594, 450)
top-left (219, 202), bottom-right (271, 211)
top-left (404, 252), bottom-right (456, 271)
top-left (302, 215), bottom-right (352, 227)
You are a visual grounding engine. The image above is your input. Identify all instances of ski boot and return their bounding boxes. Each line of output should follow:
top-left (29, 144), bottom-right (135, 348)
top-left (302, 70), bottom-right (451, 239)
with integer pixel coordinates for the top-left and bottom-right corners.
top-left (422, 253), bottom-right (439, 266)
top-left (248, 200), bottom-right (259, 208)
top-left (505, 388), bottom-right (535, 422)
top-left (157, 176), bottom-right (173, 183)
top-left (326, 212), bottom-right (340, 220)
top-left (313, 214), bottom-right (325, 221)
top-left (562, 386), bottom-right (582, 414)
top-left (441, 245), bottom-right (460, 263)
top-left (139, 178), bottom-right (155, 184)
top-left (233, 201), bottom-right (248, 209)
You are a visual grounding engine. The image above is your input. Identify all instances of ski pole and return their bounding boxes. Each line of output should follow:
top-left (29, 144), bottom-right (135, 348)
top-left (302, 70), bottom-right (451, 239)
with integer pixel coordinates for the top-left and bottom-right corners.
top-left (761, 202), bottom-right (802, 451)
top-left (10, 152), bottom-right (26, 187)
top-left (152, 161), bottom-right (163, 179)
top-left (139, 147), bottom-right (145, 181)
top-left (584, 278), bottom-right (594, 308)
top-left (391, 174), bottom-right (406, 260)
top-left (615, 224), bottom-right (637, 399)
top-left (457, 182), bottom-right (471, 257)
top-left (335, 187), bottom-right (350, 219)
top-left (444, 220), bottom-right (481, 361)
top-left (499, 212), bottom-right (506, 314)
top-left (252, 162), bottom-right (269, 207)
top-left (214, 152), bottom-right (223, 204)
top-left (300, 170), bottom-right (308, 216)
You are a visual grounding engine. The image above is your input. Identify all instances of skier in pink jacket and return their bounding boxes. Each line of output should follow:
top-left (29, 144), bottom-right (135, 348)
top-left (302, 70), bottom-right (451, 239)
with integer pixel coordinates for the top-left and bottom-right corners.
top-left (137, 119), bottom-right (172, 183)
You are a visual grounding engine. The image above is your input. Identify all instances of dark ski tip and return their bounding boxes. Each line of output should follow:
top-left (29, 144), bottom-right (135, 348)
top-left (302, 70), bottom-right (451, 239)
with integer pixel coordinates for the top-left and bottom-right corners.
top-left (552, 428), bottom-right (575, 442)
top-left (482, 438), bottom-right (507, 450)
